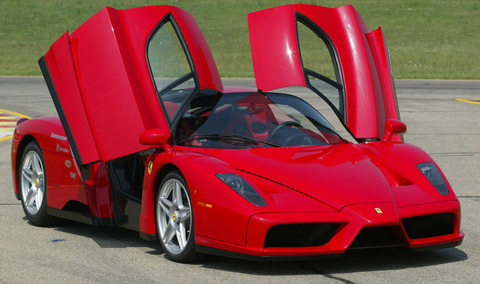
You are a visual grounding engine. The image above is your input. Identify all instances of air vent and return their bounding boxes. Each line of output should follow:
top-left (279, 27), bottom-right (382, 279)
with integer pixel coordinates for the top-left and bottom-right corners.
top-left (264, 223), bottom-right (339, 248)
top-left (350, 226), bottom-right (405, 248)
top-left (402, 213), bottom-right (454, 239)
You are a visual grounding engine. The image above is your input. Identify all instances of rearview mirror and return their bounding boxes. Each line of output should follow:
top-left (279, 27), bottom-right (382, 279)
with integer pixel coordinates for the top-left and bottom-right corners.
top-left (382, 119), bottom-right (406, 141)
top-left (139, 128), bottom-right (168, 146)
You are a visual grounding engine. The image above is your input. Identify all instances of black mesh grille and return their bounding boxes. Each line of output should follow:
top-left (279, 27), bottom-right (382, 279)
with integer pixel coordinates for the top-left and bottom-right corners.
top-left (402, 213), bottom-right (454, 239)
top-left (264, 223), bottom-right (339, 248)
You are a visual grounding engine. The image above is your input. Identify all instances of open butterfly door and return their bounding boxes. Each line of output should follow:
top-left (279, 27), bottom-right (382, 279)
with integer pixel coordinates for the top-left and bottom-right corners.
top-left (248, 4), bottom-right (401, 142)
top-left (40, 6), bottom-right (223, 165)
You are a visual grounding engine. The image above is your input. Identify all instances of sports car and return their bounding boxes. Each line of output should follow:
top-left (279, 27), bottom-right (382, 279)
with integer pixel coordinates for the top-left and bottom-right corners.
top-left (11, 4), bottom-right (464, 262)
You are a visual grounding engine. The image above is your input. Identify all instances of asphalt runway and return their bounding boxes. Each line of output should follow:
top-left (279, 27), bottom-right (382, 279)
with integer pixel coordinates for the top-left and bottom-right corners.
top-left (0, 77), bottom-right (479, 283)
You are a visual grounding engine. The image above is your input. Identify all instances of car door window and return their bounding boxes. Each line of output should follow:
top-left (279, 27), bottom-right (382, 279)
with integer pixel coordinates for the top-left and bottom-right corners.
top-left (147, 19), bottom-right (196, 122)
top-left (297, 19), bottom-right (345, 120)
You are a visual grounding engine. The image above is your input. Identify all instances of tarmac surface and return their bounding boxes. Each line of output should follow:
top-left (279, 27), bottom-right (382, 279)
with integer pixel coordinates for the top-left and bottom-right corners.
top-left (0, 77), bottom-right (479, 283)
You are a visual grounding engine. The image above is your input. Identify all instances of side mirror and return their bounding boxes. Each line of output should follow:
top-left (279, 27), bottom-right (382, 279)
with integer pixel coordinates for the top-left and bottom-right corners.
top-left (139, 128), bottom-right (168, 146)
top-left (382, 119), bottom-right (406, 141)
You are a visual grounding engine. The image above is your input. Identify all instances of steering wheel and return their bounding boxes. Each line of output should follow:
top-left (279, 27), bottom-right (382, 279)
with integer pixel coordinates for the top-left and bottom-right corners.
top-left (268, 121), bottom-right (303, 142)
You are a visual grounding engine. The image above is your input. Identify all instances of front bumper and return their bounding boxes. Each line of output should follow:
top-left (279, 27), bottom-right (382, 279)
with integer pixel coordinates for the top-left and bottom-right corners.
top-left (194, 200), bottom-right (464, 260)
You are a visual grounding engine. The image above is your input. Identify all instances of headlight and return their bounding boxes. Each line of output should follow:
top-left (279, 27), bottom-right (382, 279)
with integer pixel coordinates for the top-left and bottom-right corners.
top-left (216, 174), bottom-right (267, 206)
top-left (417, 162), bottom-right (449, 195)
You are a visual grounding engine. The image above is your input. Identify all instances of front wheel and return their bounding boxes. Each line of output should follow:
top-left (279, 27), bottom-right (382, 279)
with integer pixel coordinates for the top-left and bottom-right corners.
top-left (155, 171), bottom-right (199, 262)
top-left (18, 141), bottom-right (54, 226)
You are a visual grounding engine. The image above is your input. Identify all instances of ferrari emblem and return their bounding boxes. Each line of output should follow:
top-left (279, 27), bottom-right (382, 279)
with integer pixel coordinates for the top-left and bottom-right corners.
top-left (172, 212), bottom-right (177, 222)
top-left (375, 208), bottom-right (383, 214)
top-left (147, 161), bottom-right (153, 175)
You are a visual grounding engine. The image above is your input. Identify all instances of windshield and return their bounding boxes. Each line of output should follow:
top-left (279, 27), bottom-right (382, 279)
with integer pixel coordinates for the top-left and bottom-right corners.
top-left (175, 92), bottom-right (346, 148)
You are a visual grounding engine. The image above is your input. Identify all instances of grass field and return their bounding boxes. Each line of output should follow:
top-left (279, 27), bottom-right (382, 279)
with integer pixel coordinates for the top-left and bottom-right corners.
top-left (1, 0), bottom-right (479, 79)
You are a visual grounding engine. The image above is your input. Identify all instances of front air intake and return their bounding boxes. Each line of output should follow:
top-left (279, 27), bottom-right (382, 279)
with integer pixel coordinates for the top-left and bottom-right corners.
top-left (350, 226), bottom-right (406, 248)
top-left (264, 223), bottom-right (339, 248)
top-left (402, 213), bottom-right (454, 239)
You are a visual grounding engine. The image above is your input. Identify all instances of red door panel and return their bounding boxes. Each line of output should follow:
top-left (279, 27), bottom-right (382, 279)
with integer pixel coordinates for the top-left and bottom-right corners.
top-left (365, 27), bottom-right (402, 142)
top-left (248, 4), bottom-right (400, 140)
top-left (41, 6), bottom-right (222, 165)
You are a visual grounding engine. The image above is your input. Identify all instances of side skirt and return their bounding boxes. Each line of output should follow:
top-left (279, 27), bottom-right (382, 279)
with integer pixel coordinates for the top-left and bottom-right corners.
top-left (47, 207), bottom-right (118, 226)
top-left (140, 232), bottom-right (157, 242)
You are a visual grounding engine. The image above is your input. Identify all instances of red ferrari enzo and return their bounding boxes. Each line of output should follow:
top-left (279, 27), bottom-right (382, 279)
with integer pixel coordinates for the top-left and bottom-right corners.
top-left (11, 4), bottom-right (464, 262)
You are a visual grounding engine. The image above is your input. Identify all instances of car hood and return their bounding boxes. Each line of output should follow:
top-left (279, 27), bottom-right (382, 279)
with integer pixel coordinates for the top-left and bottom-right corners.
top-left (206, 144), bottom-right (395, 210)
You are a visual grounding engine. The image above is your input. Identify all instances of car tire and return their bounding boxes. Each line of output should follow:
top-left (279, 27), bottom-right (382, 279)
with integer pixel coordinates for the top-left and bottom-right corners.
top-left (18, 141), bottom-right (55, 226)
top-left (155, 171), bottom-right (200, 262)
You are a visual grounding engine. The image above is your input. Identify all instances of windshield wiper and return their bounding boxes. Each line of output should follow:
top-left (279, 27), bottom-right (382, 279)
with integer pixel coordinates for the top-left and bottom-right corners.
top-left (179, 134), bottom-right (280, 147)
